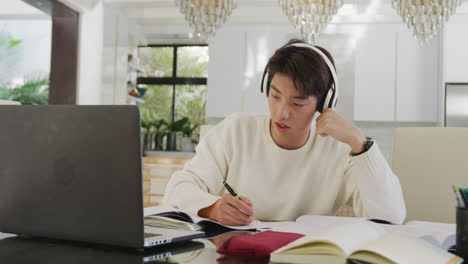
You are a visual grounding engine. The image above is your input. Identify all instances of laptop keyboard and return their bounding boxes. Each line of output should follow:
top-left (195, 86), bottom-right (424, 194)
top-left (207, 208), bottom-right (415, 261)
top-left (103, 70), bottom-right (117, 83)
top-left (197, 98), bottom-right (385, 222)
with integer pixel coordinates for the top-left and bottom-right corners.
top-left (144, 233), bottom-right (162, 239)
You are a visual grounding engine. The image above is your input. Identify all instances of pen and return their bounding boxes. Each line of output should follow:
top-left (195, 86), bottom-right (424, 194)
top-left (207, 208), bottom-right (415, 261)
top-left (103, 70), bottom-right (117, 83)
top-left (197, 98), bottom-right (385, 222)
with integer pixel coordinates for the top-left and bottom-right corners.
top-left (223, 181), bottom-right (258, 221)
top-left (456, 185), bottom-right (467, 208)
top-left (463, 188), bottom-right (468, 206)
top-left (459, 187), bottom-right (468, 208)
top-left (453, 185), bottom-right (466, 208)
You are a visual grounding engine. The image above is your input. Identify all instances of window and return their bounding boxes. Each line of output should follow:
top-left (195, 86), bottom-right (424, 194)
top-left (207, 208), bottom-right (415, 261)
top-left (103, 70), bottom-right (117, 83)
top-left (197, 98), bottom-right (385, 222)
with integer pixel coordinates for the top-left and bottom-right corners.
top-left (0, 21), bottom-right (52, 105)
top-left (137, 45), bottom-right (208, 142)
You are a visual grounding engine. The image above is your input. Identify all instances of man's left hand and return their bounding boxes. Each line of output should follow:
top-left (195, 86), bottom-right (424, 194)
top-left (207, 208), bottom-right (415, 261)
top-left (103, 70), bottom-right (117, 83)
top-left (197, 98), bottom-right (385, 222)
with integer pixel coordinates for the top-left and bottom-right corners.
top-left (316, 108), bottom-right (366, 154)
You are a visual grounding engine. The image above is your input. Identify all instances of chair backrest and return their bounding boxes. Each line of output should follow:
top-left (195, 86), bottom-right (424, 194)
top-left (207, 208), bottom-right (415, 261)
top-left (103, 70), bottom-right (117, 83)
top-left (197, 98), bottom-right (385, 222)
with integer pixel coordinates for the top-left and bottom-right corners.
top-left (391, 127), bottom-right (468, 223)
top-left (0, 100), bottom-right (21, 105)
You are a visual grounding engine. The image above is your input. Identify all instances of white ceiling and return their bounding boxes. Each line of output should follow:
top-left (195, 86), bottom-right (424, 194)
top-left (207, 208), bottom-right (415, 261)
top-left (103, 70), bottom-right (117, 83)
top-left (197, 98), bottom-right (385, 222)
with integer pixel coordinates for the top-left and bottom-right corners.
top-left (102, 0), bottom-right (468, 44)
top-left (108, 0), bottom-right (405, 26)
top-left (2, 0), bottom-right (467, 43)
top-left (3, 0), bottom-right (468, 23)
top-left (0, 0), bottom-right (47, 18)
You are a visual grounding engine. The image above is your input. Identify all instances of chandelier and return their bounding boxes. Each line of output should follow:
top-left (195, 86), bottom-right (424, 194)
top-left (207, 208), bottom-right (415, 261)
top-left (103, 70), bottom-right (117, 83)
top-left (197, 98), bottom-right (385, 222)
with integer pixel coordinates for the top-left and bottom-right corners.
top-left (175, 0), bottom-right (237, 39)
top-left (392, 0), bottom-right (462, 43)
top-left (279, 0), bottom-right (343, 44)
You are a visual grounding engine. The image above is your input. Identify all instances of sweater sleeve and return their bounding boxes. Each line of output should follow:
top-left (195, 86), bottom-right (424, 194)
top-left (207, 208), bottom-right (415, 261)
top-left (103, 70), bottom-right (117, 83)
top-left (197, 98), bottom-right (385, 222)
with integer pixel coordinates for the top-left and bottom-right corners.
top-left (163, 115), bottom-right (236, 217)
top-left (345, 142), bottom-right (406, 224)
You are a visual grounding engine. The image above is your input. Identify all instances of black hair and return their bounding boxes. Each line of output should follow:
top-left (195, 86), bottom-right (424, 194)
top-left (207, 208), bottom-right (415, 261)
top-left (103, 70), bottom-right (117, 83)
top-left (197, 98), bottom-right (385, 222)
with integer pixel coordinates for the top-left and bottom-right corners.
top-left (261, 39), bottom-right (336, 112)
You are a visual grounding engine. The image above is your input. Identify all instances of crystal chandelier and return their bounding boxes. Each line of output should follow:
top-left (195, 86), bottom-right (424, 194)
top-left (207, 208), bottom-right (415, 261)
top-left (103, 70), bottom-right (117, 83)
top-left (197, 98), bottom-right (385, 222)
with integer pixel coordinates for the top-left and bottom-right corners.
top-left (392, 0), bottom-right (462, 43)
top-left (279, 0), bottom-right (343, 44)
top-left (175, 0), bottom-right (237, 39)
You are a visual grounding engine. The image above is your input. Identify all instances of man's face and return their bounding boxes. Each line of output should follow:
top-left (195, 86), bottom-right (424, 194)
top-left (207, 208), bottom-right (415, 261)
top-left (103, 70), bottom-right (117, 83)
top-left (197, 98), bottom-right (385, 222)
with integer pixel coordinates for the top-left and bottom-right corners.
top-left (268, 72), bottom-right (318, 149)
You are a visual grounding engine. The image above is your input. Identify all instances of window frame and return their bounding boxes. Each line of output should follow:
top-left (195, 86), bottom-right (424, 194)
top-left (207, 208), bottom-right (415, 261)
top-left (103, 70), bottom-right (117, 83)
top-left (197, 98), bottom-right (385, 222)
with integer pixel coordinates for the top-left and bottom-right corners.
top-left (137, 44), bottom-right (208, 122)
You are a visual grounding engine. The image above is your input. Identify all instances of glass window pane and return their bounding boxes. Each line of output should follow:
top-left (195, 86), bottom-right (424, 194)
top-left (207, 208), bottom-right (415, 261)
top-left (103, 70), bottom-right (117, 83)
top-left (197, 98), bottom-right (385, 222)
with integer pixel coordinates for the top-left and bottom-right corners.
top-left (177, 46), bottom-right (208, 78)
top-left (0, 78), bottom-right (49, 105)
top-left (0, 21), bottom-right (51, 105)
top-left (175, 85), bottom-right (208, 141)
top-left (138, 84), bottom-right (173, 124)
top-left (138, 47), bottom-right (173, 77)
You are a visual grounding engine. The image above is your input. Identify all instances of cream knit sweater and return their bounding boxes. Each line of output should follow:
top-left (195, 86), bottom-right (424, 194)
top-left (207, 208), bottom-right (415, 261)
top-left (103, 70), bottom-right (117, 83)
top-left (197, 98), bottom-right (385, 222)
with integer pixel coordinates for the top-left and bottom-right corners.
top-left (163, 113), bottom-right (406, 224)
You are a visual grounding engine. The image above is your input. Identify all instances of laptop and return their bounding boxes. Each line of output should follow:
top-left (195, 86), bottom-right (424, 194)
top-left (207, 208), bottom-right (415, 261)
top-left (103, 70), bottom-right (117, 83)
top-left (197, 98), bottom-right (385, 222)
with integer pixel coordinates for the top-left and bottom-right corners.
top-left (0, 105), bottom-right (204, 249)
top-left (0, 235), bottom-right (205, 263)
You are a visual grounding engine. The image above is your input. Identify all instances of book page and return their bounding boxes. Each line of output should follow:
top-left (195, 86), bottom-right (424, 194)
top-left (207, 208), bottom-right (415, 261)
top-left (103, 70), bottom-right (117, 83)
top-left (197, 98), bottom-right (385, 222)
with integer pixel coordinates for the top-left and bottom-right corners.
top-left (145, 206), bottom-right (270, 231)
top-left (405, 221), bottom-right (455, 233)
top-left (145, 216), bottom-right (202, 231)
top-left (350, 233), bottom-right (462, 264)
top-left (144, 205), bottom-right (185, 217)
top-left (191, 215), bottom-right (270, 231)
top-left (295, 215), bottom-right (367, 231)
top-left (262, 221), bottom-right (317, 235)
top-left (273, 221), bottom-right (386, 256)
top-left (381, 221), bottom-right (456, 250)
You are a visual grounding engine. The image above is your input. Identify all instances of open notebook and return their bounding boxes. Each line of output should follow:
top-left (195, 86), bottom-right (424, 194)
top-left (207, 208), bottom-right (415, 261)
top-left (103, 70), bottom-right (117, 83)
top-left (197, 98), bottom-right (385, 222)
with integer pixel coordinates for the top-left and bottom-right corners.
top-left (270, 221), bottom-right (461, 264)
top-left (144, 206), bottom-right (269, 233)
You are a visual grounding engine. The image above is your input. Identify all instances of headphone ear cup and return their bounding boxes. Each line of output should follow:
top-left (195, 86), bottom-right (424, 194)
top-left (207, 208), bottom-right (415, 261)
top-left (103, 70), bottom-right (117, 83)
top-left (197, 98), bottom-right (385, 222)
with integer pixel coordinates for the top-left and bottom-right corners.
top-left (322, 88), bottom-right (335, 112)
top-left (262, 71), bottom-right (269, 97)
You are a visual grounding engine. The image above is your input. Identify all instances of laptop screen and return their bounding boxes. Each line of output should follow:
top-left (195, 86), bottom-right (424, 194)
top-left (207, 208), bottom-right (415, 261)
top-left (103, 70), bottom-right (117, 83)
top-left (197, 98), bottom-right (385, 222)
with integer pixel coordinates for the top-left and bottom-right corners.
top-left (0, 105), bottom-right (144, 248)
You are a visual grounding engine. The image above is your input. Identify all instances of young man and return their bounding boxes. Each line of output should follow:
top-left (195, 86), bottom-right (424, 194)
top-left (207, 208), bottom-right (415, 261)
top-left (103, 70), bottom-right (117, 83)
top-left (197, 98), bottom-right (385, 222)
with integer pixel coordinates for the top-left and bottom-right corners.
top-left (163, 39), bottom-right (406, 225)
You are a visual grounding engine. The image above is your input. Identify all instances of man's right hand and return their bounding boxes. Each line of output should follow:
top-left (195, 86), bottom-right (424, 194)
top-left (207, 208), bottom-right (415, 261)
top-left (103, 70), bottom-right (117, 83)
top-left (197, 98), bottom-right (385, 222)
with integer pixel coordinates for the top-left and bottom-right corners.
top-left (198, 194), bottom-right (255, 226)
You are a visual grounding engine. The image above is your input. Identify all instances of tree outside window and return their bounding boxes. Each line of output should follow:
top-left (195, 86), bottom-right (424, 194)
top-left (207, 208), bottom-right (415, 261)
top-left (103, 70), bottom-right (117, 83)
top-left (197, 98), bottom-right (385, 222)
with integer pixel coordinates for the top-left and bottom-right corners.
top-left (138, 45), bottom-right (209, 150)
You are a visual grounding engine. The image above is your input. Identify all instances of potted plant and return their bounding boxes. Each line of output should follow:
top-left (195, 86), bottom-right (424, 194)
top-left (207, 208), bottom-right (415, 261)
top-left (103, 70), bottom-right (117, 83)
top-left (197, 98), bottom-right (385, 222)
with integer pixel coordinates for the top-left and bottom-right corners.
top-left (180, 120), bottom-right (199, 152)
top-left (141, 119), bottom-right (153, 152)
top-left (164, 117), bottom-right (189, 151)
top-left (151, 119), bottom-right (166, 151)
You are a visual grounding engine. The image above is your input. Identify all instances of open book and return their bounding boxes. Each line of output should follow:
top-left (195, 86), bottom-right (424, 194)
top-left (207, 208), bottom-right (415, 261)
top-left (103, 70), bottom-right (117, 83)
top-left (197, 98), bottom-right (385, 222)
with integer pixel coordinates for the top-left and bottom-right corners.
top-left (270, 221), bottom-right (462, 264)
top-left (265, 215), bottom-right (456, 250)
top-left (144, 206), bottom-right (269, 233)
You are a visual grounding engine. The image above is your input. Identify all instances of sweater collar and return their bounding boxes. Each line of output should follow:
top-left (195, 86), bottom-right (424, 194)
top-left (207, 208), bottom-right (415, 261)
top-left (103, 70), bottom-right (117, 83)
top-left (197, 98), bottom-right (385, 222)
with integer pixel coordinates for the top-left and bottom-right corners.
top-left (264, 113), bottom-right (318, 152)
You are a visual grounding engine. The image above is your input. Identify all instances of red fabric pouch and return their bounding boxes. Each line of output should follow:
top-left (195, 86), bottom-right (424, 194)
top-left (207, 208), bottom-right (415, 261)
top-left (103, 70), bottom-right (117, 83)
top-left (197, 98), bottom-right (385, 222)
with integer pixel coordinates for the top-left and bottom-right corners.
top-left (216, 231), bottom-right (304, 258)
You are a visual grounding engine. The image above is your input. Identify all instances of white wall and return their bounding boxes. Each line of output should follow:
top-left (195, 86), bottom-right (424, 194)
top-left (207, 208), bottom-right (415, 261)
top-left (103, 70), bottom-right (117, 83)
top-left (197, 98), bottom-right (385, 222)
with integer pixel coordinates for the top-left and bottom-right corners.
top-left (75, 1), bottom-right (467, 121)
top-left (206, 24), bottom-right (298, 118)
top-left (76, 1), bottom-right (103, 104)
top-left (205, 22), bottom-right (442, 123)
top-left (101, 4), bottom-right (144, 105)
top-left (206, 28), bottom-right (246, 117)
top-left (444, 14), bottom-right (468, 83)
top-left (396, 27), bottom-right (440, 122)
top-left (242, 27), bottom-right (296, 114)
top-left (440, 13), bottom-right (468, 124)
top-left (206, 23), bottom-right (363, 121)
top-left (354, 24), bottom-right (397, 122)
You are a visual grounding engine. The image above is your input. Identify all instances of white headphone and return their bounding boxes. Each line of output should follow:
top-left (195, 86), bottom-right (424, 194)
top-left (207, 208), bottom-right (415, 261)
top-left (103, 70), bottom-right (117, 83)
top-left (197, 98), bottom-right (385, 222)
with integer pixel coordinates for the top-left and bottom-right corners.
top-left (260, 43), bottom-right (339, 112)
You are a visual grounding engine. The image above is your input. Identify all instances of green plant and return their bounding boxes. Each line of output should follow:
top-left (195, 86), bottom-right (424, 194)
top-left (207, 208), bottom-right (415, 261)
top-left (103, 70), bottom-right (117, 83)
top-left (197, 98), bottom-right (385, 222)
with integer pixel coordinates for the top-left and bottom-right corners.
top-left (164, 117), bottom-right (189, 134)
top-left (141, 120), bottom-right (152, 132)
top-left (0, 77), bottom-right (49, 105)
top-left (163, 117), bottom-right (190, 151)
top-left (151, 119), bottom-right (166, 134)
top-left (181, 120), bottom-right (199, 138)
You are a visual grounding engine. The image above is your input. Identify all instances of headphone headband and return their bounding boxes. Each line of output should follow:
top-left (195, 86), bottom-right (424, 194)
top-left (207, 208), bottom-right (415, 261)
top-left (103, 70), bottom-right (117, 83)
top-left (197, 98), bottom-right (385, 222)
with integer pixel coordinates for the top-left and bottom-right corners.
top-left (261, 43), bottom-right (339, 112)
